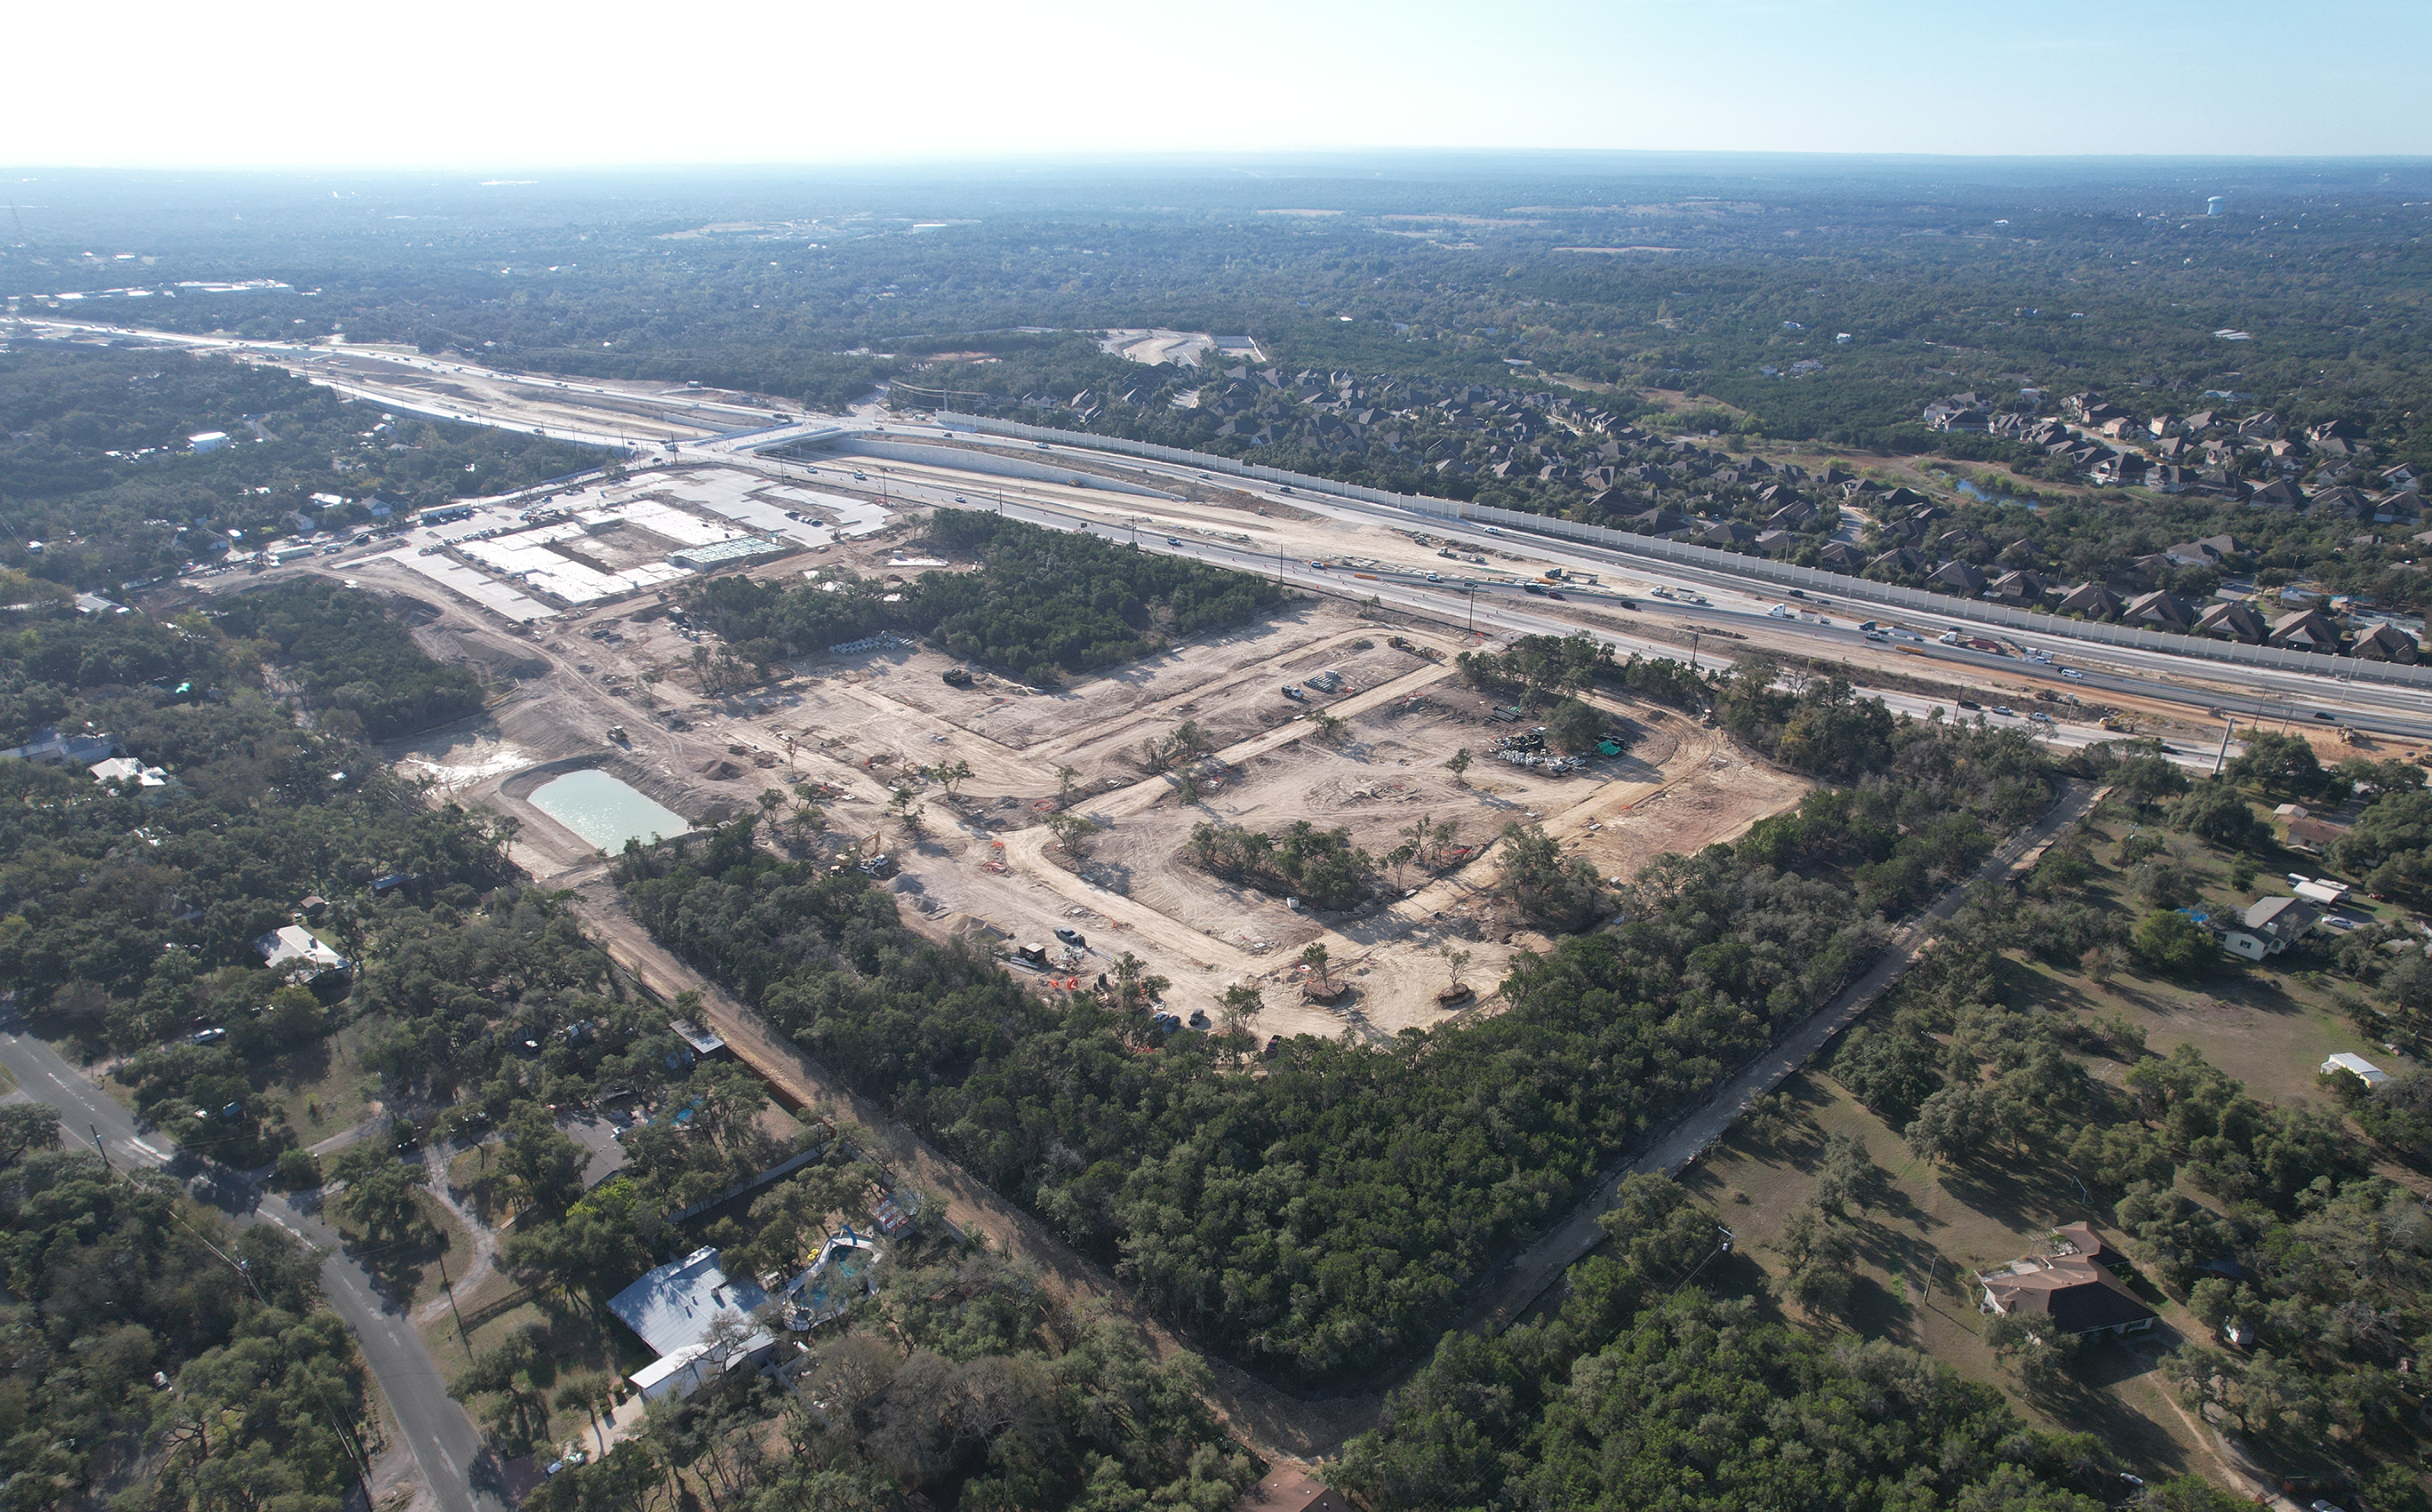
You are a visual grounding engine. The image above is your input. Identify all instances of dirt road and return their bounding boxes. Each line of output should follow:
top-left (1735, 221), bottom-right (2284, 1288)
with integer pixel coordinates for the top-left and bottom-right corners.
top-left (1460, 778), bottom-right (2100, 1336)
top-left (561, 878), bottom-right (1379, 1464)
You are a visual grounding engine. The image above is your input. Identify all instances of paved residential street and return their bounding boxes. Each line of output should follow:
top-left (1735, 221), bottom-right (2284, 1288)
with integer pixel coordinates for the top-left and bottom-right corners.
top-left (0, 1022), bottom-right (508, 1512)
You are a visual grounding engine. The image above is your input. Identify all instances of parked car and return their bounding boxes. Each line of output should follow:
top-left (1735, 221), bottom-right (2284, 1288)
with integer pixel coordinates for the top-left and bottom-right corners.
top-left (1054, 926), bottom-right (1087, 948)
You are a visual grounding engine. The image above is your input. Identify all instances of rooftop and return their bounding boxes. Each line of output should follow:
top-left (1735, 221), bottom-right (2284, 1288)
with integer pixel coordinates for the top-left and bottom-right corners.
top-left (606, 1245), bottom-right (772, 1362)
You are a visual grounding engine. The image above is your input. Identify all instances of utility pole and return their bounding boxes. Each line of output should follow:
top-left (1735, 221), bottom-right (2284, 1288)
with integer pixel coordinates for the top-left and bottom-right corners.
top-left (1691, 630), bottom-right (1702, 671)
top-left (2213, 716), bottom-right (2236, 778)
top-left (438, 1254), bottom-right (471, 1354)
top-left (89, 1123), bottom-right (108, 1170)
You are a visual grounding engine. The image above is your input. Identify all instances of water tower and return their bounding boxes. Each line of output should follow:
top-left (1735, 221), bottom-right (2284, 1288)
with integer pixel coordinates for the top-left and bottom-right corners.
top-left (2206, 196), bottom-right (2228, 216)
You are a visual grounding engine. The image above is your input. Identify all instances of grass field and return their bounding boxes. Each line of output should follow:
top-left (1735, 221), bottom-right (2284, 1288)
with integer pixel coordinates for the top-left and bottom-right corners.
top-left (1667, 787), bottom-right (2407, 1491)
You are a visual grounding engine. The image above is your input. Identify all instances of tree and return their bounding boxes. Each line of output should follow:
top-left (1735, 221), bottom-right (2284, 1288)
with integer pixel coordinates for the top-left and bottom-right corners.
top-left (2328, 788), bottom-right (2432, 898)
top-left (328, 1144), bottom-right (432, 1244)
top-left (1440, 945), bottom-right (1471, 991)
top-left (1444, 748), bottom-right (1472, 784)
top-left (1498, 821), bottom-right (1606, 931)
top-left (2132, 908), bottom-right (2216, 975)
top-left (2172, 781), bottom-right (2265, 850)
top-left (1547, 696), bottom-right (1604, 754)
top-left (1811, 1131), bottom-right (1881, 1217)
top-left (0, 1102), bottom-right (60, 1168)
top-left (925, 757), bottom-right (972, 800)
top-left (1775, 1204), bottom-right (1855, 1315)
top-left (1299, 942), bottom-right (1333, 993)
top-left (1986, 1310), bottom-right (2079, 1398)
top-left (2223, 729), bottom-right (2323, 796)
top-left (1217, 983), bottom-right (1263, 1046)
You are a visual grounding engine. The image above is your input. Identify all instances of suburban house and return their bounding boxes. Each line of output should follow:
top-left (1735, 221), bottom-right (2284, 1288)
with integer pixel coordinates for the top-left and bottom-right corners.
top-left (2269, 608), bottom-right (2344, 653)
top-left (608, 1247), bottom-right (779, 1404)
top-left (1989, 569), bottom-right (2046, 604)
top-left (2321, 1052), bottom-right (2390, 1087)
top-left (1978, 1223), bottom-right (2156, 1338)
top-left (2283, 816), bottom-right (2349, 853)
top-left (2055, 582), bottom-right (2124, 620)
top-left (2352, 622), bottom-right (2422, 663)
top-left (2196, 601), bottom-right (2268, 644)
top-left (2221, 895), bottom-right (2319, 961)
top-left (252, 924), bottom-right (350, 982)
top-left (1928, 560), bottom-right (1987, 595)
top-left (89, 755), bottom-right (170, 788)
top-left (2163, 533), bottom-right (2240, 566)
top-left (2125, 589), bottom-right (2196, 630)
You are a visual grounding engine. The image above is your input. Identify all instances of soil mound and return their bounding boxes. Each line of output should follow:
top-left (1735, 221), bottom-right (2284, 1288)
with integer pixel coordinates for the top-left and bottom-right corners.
top-left (698, 758), bottom-right (746, 781)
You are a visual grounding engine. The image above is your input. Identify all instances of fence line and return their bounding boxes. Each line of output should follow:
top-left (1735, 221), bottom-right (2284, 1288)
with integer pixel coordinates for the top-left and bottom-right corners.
top-left (932, 411), bottom-right (2432, 690)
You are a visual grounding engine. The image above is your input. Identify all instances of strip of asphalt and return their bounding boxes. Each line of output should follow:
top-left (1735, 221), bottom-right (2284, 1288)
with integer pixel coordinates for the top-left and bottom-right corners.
top-left (0, 1021), bottom-right (508, 1512)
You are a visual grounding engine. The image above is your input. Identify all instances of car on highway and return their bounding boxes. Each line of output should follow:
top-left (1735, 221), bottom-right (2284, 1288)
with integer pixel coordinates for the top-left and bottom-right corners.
top-left (1166, 536), bottom-right (1181, 546)
top-left (1545, 590), bottom-right (1565, 600)
top-left (953, 495), bottom-right (966, 503)
top-left (2060, 668), bottom-right (2084, 680)
top-left (1426, 572), bottom-right (1442, 581)
top-left (1992, 706), bottom-right (2017, 718)
top-left (2314, 711), bottom-right (2338, 722)
top-left (1524, 583), bottom-right (1548, 596)
top-left (1863, 630), bottom-right (1889, 643)
top-left (1309, 559), bottom-right (1328, 569)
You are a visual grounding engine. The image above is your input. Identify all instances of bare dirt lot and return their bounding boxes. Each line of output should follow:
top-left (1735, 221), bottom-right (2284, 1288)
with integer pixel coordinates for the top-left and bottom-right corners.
top-left (194, 504), bottom-right (1813, 1047)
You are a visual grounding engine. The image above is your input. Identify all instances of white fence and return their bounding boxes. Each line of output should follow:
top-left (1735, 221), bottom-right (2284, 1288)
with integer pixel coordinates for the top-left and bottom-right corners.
top-left (933, 411), bottom-right (2432, 691)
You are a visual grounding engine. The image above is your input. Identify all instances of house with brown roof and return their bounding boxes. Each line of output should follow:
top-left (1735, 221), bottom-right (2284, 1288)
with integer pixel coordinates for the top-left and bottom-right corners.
top-left (2055, 581), bottom-right (2123, 620)
top-left (2269, 608), bottom-right (2343, 653)
top-left (1979, 1226), bottom-right (2156, 1337)
top-left (1868, 547), bottom-right (1929, 578)
top-left (1929, 559), bottom-right (1988, 595)
top-left (2196, 600), bottom-right (2268, 644)
top-left (2284, 816), bottom-right (2349, 853)
top-left (1989, 569), bottom-right (2046, 604)
top-left (2352, 621), bottom-right (2422, 663)
top-left (2125, 589), bottom-right (2196, 630)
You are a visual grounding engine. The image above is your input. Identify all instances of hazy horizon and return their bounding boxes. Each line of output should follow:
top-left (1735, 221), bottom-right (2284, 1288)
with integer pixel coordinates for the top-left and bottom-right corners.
top-left (9, 0), bottom-right (2426, 171)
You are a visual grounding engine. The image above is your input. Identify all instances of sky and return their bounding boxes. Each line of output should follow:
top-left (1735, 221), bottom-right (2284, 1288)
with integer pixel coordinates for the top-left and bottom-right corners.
top-left (8, 0), bottom-right (2427, 169)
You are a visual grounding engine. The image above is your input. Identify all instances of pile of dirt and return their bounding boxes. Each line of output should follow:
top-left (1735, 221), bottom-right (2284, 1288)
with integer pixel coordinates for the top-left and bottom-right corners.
top-left (698, 758), bottom-right (747, 781)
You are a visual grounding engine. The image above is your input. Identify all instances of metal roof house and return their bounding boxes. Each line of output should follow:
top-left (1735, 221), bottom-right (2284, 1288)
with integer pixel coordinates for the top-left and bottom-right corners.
top-left (2221, 896), bottom-right (2318, 962)
top-left (2321, 1052), bottom-right (2389, 1087)
top-left (252, 924), bottom-right (350, 982)
top-left (607, 1247), bottom-right (777, 1403)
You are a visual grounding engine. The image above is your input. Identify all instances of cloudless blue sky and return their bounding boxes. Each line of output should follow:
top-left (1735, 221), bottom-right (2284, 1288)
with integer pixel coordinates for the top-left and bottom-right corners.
top-left (7, 0), bottom-right (2425, 168)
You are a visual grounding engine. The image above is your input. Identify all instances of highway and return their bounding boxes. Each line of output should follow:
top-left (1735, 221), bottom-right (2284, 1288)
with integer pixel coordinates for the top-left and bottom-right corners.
top-left (29, 314), bottom-right (2428, 745)
top-left (0, 1020), bottom-right (508, 1512)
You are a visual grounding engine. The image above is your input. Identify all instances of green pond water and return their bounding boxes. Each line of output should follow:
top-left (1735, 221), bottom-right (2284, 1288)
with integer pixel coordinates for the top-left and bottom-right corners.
top-left (529, 769), bottom-right (690, 851)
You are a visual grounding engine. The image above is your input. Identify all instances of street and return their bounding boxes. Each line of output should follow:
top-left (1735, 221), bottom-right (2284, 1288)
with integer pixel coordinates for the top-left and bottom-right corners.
top-left (0, 1022), bottom-right (508, 1512)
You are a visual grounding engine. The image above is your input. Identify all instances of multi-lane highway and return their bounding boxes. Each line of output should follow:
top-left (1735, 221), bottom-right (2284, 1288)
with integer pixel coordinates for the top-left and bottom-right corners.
top-left (0, 1020), bottom-right (509, 1512)
top-left (30, 314), bottom-right (2428, 748)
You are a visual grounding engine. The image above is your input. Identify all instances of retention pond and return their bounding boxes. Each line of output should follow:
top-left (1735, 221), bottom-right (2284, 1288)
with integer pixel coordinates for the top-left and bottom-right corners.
top-left (528, 769), bottom-right (691, 851)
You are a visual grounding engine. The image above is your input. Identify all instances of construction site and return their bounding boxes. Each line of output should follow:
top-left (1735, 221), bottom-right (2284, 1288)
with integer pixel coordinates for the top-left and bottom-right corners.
top-left (205, 456), bottom-right (1813, 1044)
